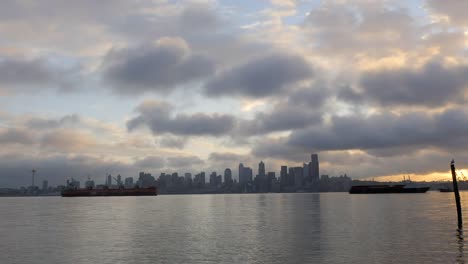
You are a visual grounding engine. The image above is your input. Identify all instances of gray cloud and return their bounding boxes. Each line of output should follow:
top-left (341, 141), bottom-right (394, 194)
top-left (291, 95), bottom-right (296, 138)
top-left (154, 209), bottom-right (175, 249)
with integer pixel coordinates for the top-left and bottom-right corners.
top-left (0, 57), bottom-right (82, 93)
top-left (102, 39), bottom-right (215, 94)
top-left (318, 150), bottom-right (463, 179)
top-left (204, 53), bottom-right (313, 98)
top-left (304, 3), bottom-right (418, 56)
top-left (0, 128), bottom-right (34, 144)
top-left (135, 156), bottom-right (166, 169)
top-left (127, 100), bottom-right (235, 136)
top-left (178, 4), bottom-right (221, 32)
top-left (0, 58), bottom-right (52, 86)
top-left (287, 108), bottom-right (468, 152)
top-left (166, 156), bottom-right (204, 169)
top-left (26, 114), bottom-right (81, 130)
top-left (159, 136), bottom-right (187, 149)
top-left (251, 137), bottom-right (308, 162)
top-left (426, 0), bottom-right (468, 25)
top-left (238, 105), bottom-right (323, 136)
top-left (208, 152), bottom-right (247, 163)
top-left (348, 60), bottom-right (468, 107)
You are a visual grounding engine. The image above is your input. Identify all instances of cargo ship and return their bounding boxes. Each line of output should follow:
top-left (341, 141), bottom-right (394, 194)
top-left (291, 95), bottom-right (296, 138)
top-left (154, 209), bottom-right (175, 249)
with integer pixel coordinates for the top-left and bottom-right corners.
top-left (61, 186), bottom-right (157, 197)
top-left (349, 184), bottom-right (429, 194)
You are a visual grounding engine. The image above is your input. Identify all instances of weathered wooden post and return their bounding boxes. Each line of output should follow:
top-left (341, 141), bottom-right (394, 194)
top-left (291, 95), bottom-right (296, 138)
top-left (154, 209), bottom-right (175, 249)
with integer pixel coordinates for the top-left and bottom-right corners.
top-left (450, 160), bottom-right (463, 230)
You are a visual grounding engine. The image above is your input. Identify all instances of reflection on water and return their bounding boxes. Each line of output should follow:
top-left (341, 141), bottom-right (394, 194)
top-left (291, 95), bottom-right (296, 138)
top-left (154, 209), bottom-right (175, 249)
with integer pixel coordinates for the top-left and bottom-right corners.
top-left (0, 192), bottom-right (468, 263)
top-left (457, 229), bottom-right (464, 263)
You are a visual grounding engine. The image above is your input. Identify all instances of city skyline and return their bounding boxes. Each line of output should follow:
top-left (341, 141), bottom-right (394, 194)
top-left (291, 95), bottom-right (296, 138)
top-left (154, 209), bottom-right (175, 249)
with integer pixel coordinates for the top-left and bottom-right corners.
top-left (1, 1), bottom-right (468, 188)
top-left (4, 153), bottom-right (358, 195)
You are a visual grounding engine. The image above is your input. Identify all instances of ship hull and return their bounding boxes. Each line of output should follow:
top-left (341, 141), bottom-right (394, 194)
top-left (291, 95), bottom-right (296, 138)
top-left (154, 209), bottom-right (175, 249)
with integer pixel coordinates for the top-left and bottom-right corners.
top-left (61, 187), bottom-right (157, 197)
top-left (349, 185), bottom-right (429, 194)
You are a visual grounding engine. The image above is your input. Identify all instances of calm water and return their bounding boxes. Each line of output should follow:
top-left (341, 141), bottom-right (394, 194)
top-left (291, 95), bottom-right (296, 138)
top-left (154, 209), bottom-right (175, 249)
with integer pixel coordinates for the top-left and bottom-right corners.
top-left (1, 192), bottom-right (468, 264)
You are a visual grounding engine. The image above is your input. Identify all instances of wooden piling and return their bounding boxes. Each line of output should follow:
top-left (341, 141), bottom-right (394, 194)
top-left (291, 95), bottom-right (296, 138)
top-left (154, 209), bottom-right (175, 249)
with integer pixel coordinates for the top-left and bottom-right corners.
top-left (450, 160), bottom-right (463, 230)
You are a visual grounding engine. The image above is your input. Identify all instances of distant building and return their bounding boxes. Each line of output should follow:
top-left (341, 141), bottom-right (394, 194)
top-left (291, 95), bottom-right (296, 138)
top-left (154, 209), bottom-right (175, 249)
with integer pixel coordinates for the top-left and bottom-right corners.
top-left (194, 172), bottom-right (206, 188)
top-left (258, 161), bottom-right (265, 177)
top-left (184, 173), bottom-right (192, 187)
top-left (310, 154), bottom-right (319, 182)
top-left (267, 172), bottom-right (276, 192)
top-left (67, 178), bottom-right (80, 189)
top-left (138, 172), bottom-right (156, 188)
top-left (210, 171), bottom-right (217, 186)
top-left (244, 167), bottom-right (253, 182)
top-left (293, 167), bottom-right (304, 188)
top-left (124, 177), bottom-right (134, 188)
top-left (85, 178), bottom-right (95, 189)
top-left (224, 168), bottom-right (233, 185)
top-left (42, 180), bottom-right (48, 193)
top-left (107, 174), bottom-right (112, 187)
top-left (256, 161), bottom-right (267, 192)
top-left (288, 167), bottom-right (295, 186)
top-left (303, 163), bottom-right (309, 182)
top-left (238, 163), bottom-right (245, 185)
top-left (280, 166), bottom-right (288, 186)
top-left (184, 173), bottom-right (192, 181)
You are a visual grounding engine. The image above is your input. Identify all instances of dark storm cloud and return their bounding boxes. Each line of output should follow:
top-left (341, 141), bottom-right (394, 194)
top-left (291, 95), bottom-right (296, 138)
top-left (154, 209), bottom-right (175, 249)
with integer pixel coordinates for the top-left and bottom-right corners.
top-left (127, 101), bottom-right (235, 136)
top-left (0, 128), bottom-right (33, 144)
top-left (288, 108), bottom-right (468, 152)
top-left (26, 114), bottom-right (81, 130)
top-left (102, 39), bottom-right (215, 94)
top-left (166, 156), bottom-right (204, 168)
top-left (135, 156), bottom-right (166, 169)
top-left (348, 61), bottom-right (468, 107)
top-left (204, 53), bottom-right (313, 98)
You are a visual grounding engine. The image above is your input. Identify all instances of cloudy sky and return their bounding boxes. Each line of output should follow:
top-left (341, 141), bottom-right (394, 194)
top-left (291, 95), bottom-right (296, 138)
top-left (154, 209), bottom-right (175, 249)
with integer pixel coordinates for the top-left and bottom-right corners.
top-left (1, 0), bottom-right (467, 187)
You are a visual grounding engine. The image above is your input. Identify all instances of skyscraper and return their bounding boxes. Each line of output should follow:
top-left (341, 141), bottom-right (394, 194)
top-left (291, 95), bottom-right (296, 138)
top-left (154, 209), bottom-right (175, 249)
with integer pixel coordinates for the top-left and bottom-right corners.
top-left (210, 171), bottom-right (217, 186)
top-left (238, 163), bottom-right (245, 185)
top-left (107, 174), bottom-right (112, 187)
top-left (124, 177), bottom-right (134, 188)
top-left (310, 154), bottom-right (319, 182)
top-left (224, 168), bottom-right (232, 185)
top-left (257, 161), bottom-right (267, 192)
top-left (42, 180), bottom-right (48, 193)
top-left (280, 166), bottom-right (288, 186)
top-left (258, 161), bottom-right (265, 177)
top-left (293, 167), bottom-right (304, 188)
